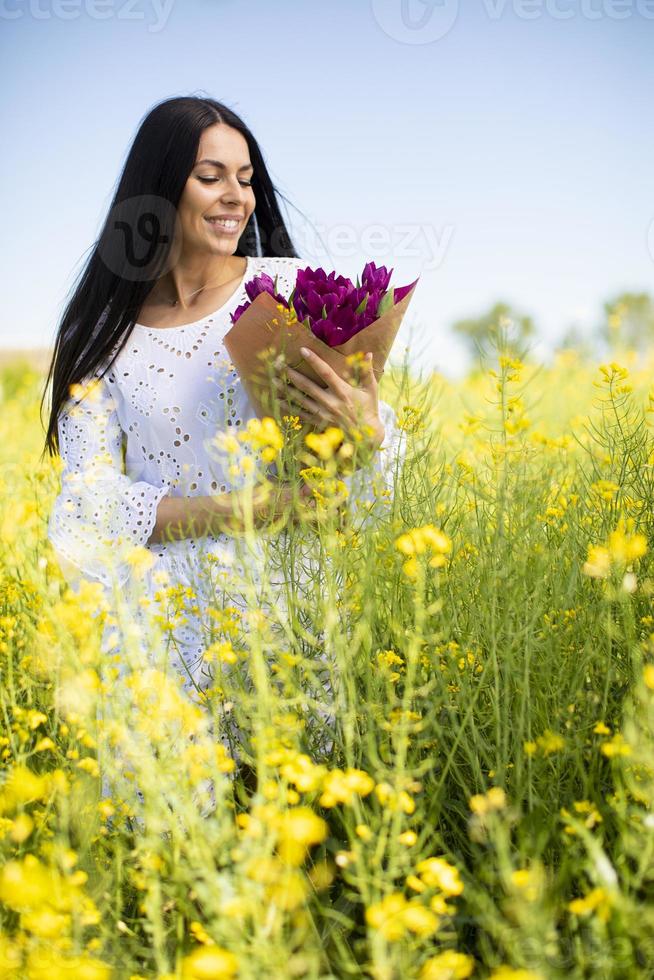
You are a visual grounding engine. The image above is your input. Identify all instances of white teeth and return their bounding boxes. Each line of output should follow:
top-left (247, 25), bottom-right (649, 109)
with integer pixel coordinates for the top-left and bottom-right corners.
top-left (208, 218), bottom-right (239, 228)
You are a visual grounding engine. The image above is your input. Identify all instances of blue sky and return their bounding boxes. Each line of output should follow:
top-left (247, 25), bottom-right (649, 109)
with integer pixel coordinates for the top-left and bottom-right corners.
top-left (1, 0), bottom-right (652, 377)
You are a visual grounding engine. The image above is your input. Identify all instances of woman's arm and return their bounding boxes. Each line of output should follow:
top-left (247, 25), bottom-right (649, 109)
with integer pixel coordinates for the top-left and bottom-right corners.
top-left (147, 482), bottom-right (314, 544)
top-left (48, 373), bottom-right (172, 591)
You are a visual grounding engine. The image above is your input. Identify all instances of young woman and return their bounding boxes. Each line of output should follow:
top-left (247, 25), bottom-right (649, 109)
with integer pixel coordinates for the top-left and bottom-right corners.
top-left (41, 95), bottom-right (405, 698)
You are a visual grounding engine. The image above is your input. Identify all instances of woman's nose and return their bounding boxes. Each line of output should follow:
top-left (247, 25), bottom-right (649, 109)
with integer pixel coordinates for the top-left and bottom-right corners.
top-left (220, 177), bottom-right (248, 204)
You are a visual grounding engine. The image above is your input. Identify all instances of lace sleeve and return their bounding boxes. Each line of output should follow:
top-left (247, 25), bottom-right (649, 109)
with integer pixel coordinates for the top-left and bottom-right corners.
top-left (47, 372), bottom-right (171, 593)
top-left (341, 398), bottom-right (406, 517)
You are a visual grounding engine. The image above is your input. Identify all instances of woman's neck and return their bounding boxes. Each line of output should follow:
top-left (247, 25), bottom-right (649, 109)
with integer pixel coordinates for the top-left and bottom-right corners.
top-left (156, 254), bottom-right (244, 310)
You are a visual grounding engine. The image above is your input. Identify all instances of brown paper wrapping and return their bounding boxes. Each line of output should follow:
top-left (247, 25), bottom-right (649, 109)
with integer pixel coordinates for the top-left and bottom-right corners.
top-left (222, 278), bottom-right (419, 418)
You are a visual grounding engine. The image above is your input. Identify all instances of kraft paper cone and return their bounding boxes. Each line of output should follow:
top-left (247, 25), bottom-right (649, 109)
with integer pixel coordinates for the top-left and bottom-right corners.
top-left (223, 278), bottom-right (419, 419)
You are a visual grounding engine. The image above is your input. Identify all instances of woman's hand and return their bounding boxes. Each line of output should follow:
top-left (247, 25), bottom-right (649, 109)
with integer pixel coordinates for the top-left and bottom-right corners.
top-left (273, 347), bottom-right (385, 453)
top-left (250, 480), bottom-right (318, 531)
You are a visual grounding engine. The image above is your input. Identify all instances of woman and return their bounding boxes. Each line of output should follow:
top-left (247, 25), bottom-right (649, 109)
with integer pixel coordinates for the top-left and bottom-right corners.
top-left (41, 95), bottom-right (405, 702)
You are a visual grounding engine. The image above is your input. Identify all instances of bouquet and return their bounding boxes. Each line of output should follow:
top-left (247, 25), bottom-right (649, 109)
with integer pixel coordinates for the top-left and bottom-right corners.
top-left (223, 261), bottom-right (419, 419)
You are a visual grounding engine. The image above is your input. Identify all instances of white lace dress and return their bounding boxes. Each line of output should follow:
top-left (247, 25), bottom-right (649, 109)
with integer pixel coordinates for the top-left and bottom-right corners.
top-left (47, 255), bottom-right (406, 695)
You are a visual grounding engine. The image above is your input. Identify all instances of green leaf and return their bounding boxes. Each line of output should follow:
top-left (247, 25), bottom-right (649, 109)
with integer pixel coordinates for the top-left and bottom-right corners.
top-left (355, 294), bottom-right (369, 315)
top-left (377, 290), bottom-right (394, 316)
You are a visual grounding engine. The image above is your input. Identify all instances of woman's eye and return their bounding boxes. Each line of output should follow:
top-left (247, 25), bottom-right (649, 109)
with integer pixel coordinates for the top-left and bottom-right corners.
top-left (198, 176), bottom-right (252, 187)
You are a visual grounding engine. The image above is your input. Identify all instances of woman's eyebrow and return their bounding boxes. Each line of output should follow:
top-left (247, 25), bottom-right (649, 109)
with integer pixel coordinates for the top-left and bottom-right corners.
top-left (195, 159), bottom-right (254, 172)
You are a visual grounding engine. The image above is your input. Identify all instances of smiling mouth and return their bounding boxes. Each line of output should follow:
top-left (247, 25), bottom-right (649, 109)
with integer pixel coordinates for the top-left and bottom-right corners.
top-left (205, 217), bottom-right (241, 231)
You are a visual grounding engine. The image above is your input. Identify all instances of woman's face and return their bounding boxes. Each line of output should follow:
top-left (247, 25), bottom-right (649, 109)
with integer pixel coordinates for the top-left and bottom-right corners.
top-left (177, 123), bottom-right (256, 258)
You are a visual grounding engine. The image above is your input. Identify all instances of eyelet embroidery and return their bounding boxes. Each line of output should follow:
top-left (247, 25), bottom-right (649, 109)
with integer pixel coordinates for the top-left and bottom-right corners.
top-left (145, 319), bottom-right (214, 358)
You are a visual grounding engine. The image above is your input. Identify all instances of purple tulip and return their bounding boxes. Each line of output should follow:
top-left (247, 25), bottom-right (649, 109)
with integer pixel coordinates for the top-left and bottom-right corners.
top-left (230, 272), bottom-right (289, 323)
top-left (292, 267), bottom-right (353, 325)
top-left (230, 261), bottom-right (416, 345)
top-left (361, 261), bottom-right (392, 296)
top-left (394, 280), bottom-right (418, 304)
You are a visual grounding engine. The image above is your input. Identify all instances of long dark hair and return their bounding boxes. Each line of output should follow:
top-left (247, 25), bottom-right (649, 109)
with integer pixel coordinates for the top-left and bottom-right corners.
top-left (40, 95), bottom-right (300, 460)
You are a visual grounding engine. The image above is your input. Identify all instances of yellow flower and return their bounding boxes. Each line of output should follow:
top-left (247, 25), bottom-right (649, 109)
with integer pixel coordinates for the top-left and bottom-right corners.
top-left (395, 524), bottom-right (452, 556)
top-left (0, 935), bottom-right (22, 974)
top-left (125, 545), bottom-right (157, 577)
top-left (181, 946), bottom-right (239, 979)
top-left (10, 812), bottom-right (34, 843)
top-left (0, 854), bottom-right (98, 925)
top-left (430, 894), bottom-right (455, 916)
top-left (582, 545), bottom-right (611, 579)
top-left (600, 733), bottom-right (632, 757)
top-left (398, 405), bottom-right (425, 433)
top-left (0, 765), bottom-right (51, 813)
top-left (396, 524), bottom-right (452, 578)
top-left (26, 952), bottom-right (111, 980)
top-left (204, 640), bottom-right (238, 665)
top-left (238, 416), bottom-right (284, 462)
top-left (278, 752), bottom-right (326, 793)
top-left (583, 521), bottom-right (647, 579)
top-left (69, 378), bottom-right (104, 404)
top-left (644, 664), bottom-right (654, 690)
top-left (570, 801), bottom-right (603, 830)
top-left (568, 886), bottom-right (612, 922)
top-left (266, 867), bottom-right (307, 910)
top-left (319, 768), bottom-right (375, 807)
top-left (608, 526), bottom-right (647, 563)
top-left (416, 857), bottom-right (464, 896)
top-left (499, 354), bottom-right (524, 376)
top-left (402, 901), bottom-right (440, 937)
top-left (365, 893), bottom-right (408, 941)
top-left (599, 361), bottom-right (629, 383)
top-left (420, 950), bottom-right (475, 979)
top-left (490, 969), bottom-right (544, 980)
top-left (26, 709), bottom-right (48, 729)
top-left (510, 867), bottom-right (542, 902)
top-left (77, 757), bottom-right (100, 777)
top-left (299, 465), bottom-right (350, 507)
top-left (469, 786), bottom-right (507, 815)
top-left (536, 730), bottom-right (565, 756)
top-left (20, 906), bottom-right (70, 938)
top-left (305, 426), bottom-right (345, 460)
top-left (486, 786), bottom-right (507, 809)
top-left (402, 556), bottom-right (419, 579)
top-left (376, 649), bottom-right (404, 682)
top-left (219, 434), bottom-right (241, 455)
top-left (214, 744), bottom-right (236, 775)
top-left (375, 782), bottom-right (415, 814)
top-left (189, 920), bottom-right (214, 945)
top-left (34, 736), bottom-right (56, 752)
top-left (589, 480), bottom-right (620, 501)
top-left (275, 807), bottom-right (328, 865)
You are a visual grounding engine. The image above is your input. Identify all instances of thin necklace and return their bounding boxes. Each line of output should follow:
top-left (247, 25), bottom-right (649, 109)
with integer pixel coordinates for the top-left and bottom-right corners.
top-left (167, 269), bottom-right (244, 308)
